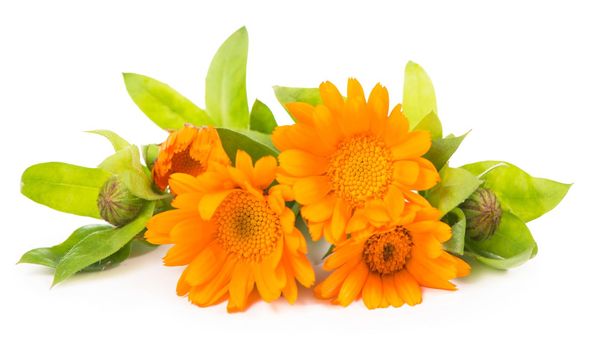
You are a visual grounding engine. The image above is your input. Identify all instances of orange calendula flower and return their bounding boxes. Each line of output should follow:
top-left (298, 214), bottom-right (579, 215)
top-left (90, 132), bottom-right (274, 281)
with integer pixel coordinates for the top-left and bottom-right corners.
top-left (152, 124), bottom-right (230, 191)
top-left (272, 79), bottom-right (440, 244)
top-left (145, 150), bottom-right (315, 312)
top-left (314, 203), bottom-right (470, 309)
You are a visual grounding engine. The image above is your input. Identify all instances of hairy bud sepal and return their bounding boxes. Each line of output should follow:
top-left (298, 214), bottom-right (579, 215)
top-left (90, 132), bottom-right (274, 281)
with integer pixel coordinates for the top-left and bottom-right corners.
top-left (97, 176), bottom-right (145, 226)
top-left (460, 187), bottom-right (502, 241)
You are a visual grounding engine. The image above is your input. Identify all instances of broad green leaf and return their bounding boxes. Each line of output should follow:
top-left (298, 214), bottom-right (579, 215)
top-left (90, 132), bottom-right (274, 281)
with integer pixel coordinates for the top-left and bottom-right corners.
top-left (123, 73), bottom-right (213, 130)
top-left (250, 99), bottom-right (278, 134)
top-left (53, 201), bottom-right (155, 285)
top-left (216, 128), bottom-right (279, 163)
top-left (82, 242), bottom-right (132, 272)
top-left (21, 163), bottom-right (112, 218)
top-left (99, 146), bottom-right (166, 200)
top-left (413, 111), bottom-right (442, 140)
top-left (465, 211), bottom-right (537, 269)
top-left (426, 167), bottom-right (481, 216)
top-left (205, 26), bottom-right (249, 129)
top-left (461, 161), bottom-right (571, 222)
top-left (142, 144), bottom-right (160, 169)
top-left (442, 207), bottom-right (466, 255)
top-left (87, 130), bottom-right (131, 151)
top-left (403, 61), bottom-right (438, 129)
top-left (273, 86), bottom-right (322, 119)
top-left (18, 224), bottom-right (113, 268)
top-left (424, 132), bottom-right (468, 170)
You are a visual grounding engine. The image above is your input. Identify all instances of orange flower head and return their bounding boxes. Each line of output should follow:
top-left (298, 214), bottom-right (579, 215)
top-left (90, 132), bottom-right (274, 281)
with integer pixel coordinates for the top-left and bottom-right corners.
top-left (272, 79), bottom-right (440, 244)
top-left (145, 150), bottom-right (315, 312)
top-left (152, 124), bottom-right (230, 191)
top-left (314, 203), bottom-right (470, 309)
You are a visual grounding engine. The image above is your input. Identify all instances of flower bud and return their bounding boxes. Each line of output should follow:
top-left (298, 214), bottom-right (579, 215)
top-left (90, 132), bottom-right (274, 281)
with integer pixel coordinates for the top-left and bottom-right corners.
top-left (460, 187), bottom-right (502, 241)
top-left (97, 176), bottom-right (144, 226)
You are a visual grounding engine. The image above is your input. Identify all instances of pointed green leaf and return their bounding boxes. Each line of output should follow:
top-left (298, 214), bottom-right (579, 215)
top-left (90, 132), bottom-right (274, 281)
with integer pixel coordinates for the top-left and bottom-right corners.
top-left (205, 27), bottom-right (249, 129)
top-left (87, 130), bottom-right (131, 151)
top-left (273, 86), bottom-right (322, 119)
top-left (426, 167), bottom-right (482, 216)
top-left (18, 224), bottom-right (113, 268)
top-left (461, 161), bottom-right (571, 222)
top-left (82, 242), bottom-right (132, 272)
top-left (413, 111), bottom-right (442, 140)
top-left (216, 128), bottom-right (278, 163)
top-left (442, 207), bottom-right (466, 255)
top-left (21, 163), bottom-right (112, 218)
top-left (250, 99), bottom-right (278, 134)
top-left (403, 61), bottom-right (438, 129)
top-left (465, 211), bottom-right (537, 269)
top-left (123, 73), bottom-right (213, 130)
top-left (424, 132), bottom-right (468, 170)
top-left (53, 201), bottom-right (155, 285)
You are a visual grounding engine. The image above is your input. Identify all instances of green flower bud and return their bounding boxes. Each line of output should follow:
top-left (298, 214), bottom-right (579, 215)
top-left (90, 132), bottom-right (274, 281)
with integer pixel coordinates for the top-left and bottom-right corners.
top-left (460, 187), bottom-right (502, 241)
top-left (97, 176), bottom-right (144, 226)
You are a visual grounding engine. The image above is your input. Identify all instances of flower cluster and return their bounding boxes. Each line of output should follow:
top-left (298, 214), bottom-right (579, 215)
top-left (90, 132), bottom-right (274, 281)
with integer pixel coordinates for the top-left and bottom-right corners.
top-left (18, 27), bottom-right (570, 312)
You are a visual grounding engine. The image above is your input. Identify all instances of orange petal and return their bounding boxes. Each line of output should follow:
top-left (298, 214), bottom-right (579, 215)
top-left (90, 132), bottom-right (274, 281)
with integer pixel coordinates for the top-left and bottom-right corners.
top-left (362, 273), bottom-right (383, 309)
top-left (413, 158), bottom-right (440, 190)
top-left (391, 131), bottom-right (432, 160)
top-left (301, 194), bottom-right (336, 223)
top-left (145, 209), bottom-right (197, 244)
top-left (185, 242), bottom-right (224, 287)
top-left (382, 274), bottom-right (404, 307)
top-left (313, 105), bottom-right (342, 149)
top-left (320, 81), bottom-right (344, 115)
top-left (383, 185), bottom-right (405, 222)
top-left (289, 254), bottom-right (315, 287)
top-left (308, 222), bottom-right (324, 241)
top-left (393, 270), bottom-right (422, 306)
top-left (168, 173), bottom-right (204, 195)
top-left (253, 156), bottom-right (277, 190)
top-left (253, 263), bottom-right (282, 302)
top-left (198, 189), bottom-right (237, 220)
top-left (384, 105), bottom-right (409, 147)
top-left (315, 259), bottom-right (359, 299)
top-left (323, 241), bottom-right (363, 270)
top-left (368, 83), bottom-right (389, 135)
top-left (336, 262), bottom-right (369, 306)
top-left (293, 176), bottom-right (332, 205)
top-left (286, 102), bottom-right (316, 125)
top-left (278, 150), bottom-right (328, 177)
top-left (393, 160), bottom-right (420, 186)
top-left (364, 199), bottom-right (391, 224)
top-left (347, 78), bottom-right (365, 101)
top-left (406, 258), bottom-right (456, 291)
top-left (281, 267), bottom-right (298, 303)
top-left (272, 124), bottom-right (334, 157)
top-left (331, 199), bottom-right (351, 242)
top-left (340, 98), bottom-right (369, 138)
top-left (228, 263), bottom-right (254, 312)
top-left (279, 208), bottom-right (296, 234)
top-left (346, 208), bottom-right (369, 233)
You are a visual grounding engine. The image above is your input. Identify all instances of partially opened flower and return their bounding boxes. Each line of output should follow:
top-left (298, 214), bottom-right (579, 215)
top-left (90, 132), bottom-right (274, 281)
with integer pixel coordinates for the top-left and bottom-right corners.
top-left (145, 150), bottom-right (314, 312)
top-left (273, 79), bottom-right (439, 244)
top-left (152, 124), bottom-right (230, 191)
top-left (314, 203), bottom-right (470, 309)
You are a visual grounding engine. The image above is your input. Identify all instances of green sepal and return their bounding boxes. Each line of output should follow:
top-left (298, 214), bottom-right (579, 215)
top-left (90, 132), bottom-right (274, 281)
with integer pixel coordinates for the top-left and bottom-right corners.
top-left (123, 72), bottom-right (213, 130)
top-left (442, 207), bottom-right (466, 255)
top-left (425, 167), bottom-right (482, 216)
top-left (21, 162), bottom-right (112, 219)
top-left (465, 211), bottom-right (537, 270)
top-left (461, 161), bottom-right (571, 222)
top-left (142, 144), bottom-right (160, 170)
top-left (413, 111), bottom-right (442, 140)
top-left (205, 26), bottom-right (249, 129)
top-left (250, 99), bottom-right (277, 134)
top-left (273, 86), bottom-right (322, 119)
top-left (424, 132), bottom-right (468, 170)
top-left (403, 61), bottom-right (438, 130)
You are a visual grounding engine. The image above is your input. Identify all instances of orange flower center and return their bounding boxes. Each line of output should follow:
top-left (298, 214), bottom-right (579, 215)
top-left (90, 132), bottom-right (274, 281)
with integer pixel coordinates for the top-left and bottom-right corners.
top-left (214, 191), bottom-right (282, 262)
top-left (362, 226), bottom-right (413, 275)
top-left (327, 136), bottom-right (392, 207)
top-left (170, 146), bottom-right (204, 177)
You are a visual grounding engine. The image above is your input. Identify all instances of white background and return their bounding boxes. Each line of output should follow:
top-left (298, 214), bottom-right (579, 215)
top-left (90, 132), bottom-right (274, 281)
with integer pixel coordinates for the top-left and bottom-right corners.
top-left (1, 0), bottom-right (594, 349)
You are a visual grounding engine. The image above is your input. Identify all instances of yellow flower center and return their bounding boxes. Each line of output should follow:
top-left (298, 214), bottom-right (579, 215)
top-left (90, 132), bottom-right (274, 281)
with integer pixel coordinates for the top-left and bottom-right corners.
top-left (214, 191), bottom-right (282, 262)
top-left (362, 226), bottom-right (413, 275)
top-left (327, 136), bottom-right (392, 207)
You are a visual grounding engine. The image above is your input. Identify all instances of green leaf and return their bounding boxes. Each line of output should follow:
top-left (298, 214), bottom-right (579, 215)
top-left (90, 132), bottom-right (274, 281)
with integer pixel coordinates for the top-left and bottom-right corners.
top-left (205, 26), bottom-right (249, 129)
top-left (18, 224), bottom-right (113, 268)
top-left (442, 207), bottom-right (466, 255)
top-left (461, 161), bottom-right (571, 222)
top-left (273, 86), bottom-right (322, 119)
top-left (123, 73), bottom-right (213, 130)
top-left (142, 144), bottom-right (160, 169)
top-left (21, 162), bottom-right (112, 218)
top-left (426, 167), bottom-right (482, 216)
top-left (403, 61), bottom-right (438, 130)
top-left (250, 99), bottom-right (278, 134)
top-left (87, 130), bottom-right (131, 151)
top-left (465, 211), bottom-right (537, 269)
top-left (413, 111), bottom-right (442, 140)
top-left (424, 132), bottom-right (468, 170)
top-left (99, 146), bottom-right (166, 200)
top-left (82, 242), bottom-right (132, 272)
top-left (53, 201), bottom-right (155, 285)
top-left (216, 128), bottom-right (279, 163)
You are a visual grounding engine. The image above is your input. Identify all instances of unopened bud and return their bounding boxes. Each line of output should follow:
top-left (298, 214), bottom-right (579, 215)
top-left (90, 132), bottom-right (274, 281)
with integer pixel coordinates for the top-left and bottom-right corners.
top-left (460, 188), bottom-right (502, 241)
top-left (97, 176), bottom-right (144, 226)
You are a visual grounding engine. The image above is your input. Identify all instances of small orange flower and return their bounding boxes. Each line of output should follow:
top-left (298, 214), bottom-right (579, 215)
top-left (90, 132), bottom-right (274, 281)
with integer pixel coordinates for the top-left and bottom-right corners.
top-left (314, 203), bottom-right (470, 309)
top-left (145, 150), bottom-right (315, 312)
top-left (272, 79), bottom-right (440, 244)
top-left (152, 125), bottom-right (230, 191)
